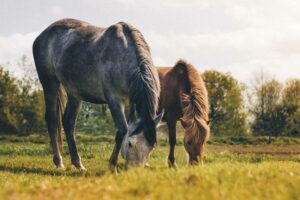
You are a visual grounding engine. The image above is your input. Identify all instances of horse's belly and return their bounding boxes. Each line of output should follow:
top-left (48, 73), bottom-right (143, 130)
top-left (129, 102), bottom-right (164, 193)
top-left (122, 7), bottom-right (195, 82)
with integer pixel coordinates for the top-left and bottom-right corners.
top-left (63, 82), bottom-right (106, 104)
top-left (78, 87), bottom-right (107, 104)
top-left (57, 69), bottom-right (107, 104)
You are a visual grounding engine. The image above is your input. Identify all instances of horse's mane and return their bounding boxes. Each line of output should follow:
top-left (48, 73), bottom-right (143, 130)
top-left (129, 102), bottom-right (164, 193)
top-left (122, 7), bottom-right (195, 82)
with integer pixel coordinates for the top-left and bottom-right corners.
top-left (175, 60), bottom-right (210, 144)
top-left (120, 22), bottom-right (160, 146)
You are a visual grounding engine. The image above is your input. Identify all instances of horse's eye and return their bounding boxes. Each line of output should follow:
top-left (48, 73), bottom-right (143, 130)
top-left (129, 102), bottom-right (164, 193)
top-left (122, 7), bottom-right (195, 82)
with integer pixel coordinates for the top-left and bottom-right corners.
top-left (187, 141), bottom-right (192, 146)
top-left (128, 142), bottom-right (132, 148)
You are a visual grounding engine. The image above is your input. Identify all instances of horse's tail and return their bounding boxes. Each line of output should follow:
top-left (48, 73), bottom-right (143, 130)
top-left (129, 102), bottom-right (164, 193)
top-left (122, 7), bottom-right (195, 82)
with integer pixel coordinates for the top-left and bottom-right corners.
top-left (175, 60), bottom-right (210, 143)
top-left (56, 84), bottom-right (66, 153)
top-left (121, 22), bottom-right (160, 146)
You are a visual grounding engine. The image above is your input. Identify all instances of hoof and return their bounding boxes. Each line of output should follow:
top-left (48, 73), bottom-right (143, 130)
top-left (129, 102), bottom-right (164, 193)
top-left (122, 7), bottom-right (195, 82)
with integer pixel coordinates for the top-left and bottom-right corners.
top-left (53, 156), bottom-right (64, 168)
top-left (56, 163), bottom-right (65, 169)
top-left (72, 160), bottom-right (86, 171)
top-left (109, 163), bottom-right (118, 174)
top-left (77, 165), bottom-right (87, 171)
top-left (168, 160), bottom-right (177, 169)
top-left (145, 163), bottom-right (151, 168)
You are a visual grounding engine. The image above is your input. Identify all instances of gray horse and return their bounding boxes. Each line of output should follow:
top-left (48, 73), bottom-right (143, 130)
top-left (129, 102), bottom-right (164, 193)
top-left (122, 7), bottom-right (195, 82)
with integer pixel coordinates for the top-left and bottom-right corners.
top-left (33, 18), bottom-right (163, 170)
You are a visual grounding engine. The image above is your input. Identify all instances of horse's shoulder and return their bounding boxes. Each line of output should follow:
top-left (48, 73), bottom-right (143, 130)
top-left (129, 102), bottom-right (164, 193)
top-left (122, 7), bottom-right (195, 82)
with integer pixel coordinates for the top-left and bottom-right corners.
top-left (103, 22), bottom-right (129, 37)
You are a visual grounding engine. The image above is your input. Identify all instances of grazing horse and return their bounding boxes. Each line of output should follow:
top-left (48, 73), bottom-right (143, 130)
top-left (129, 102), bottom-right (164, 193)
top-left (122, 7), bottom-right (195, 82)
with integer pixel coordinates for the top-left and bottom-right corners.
top-left (33, 18), bottom-right (163, 170)
top-left (157, 60), bottom-right (210, 166)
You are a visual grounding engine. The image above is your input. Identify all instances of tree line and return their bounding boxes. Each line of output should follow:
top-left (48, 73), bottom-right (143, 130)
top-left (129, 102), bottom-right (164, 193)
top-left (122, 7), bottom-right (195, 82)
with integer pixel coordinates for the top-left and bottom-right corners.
top-left (0, 59), bottom-right (299, 137)
top-left (203, 70), bottom-right (300, 138)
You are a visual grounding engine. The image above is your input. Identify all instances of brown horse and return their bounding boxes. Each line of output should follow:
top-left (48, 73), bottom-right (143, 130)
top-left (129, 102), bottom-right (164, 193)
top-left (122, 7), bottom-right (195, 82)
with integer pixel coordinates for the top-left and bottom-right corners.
top-left (157, 60), bottom-right (210, 166)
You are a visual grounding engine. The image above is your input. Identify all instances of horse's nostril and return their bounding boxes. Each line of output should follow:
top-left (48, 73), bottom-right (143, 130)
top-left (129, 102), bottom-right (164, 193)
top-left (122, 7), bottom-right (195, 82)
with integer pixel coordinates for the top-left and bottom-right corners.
top-left (128, 142), bottom-right (132, 148)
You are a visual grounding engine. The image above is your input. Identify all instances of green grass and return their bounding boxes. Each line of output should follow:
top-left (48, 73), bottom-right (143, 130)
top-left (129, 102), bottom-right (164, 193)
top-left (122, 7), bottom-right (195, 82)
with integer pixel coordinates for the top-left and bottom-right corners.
top-left (0, 134), bottom-right (300, 200)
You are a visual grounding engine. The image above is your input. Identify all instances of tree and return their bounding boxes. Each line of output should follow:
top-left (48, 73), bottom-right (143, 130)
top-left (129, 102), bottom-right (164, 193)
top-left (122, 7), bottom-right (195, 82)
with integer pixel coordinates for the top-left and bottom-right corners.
top-left (250, 75), bottom-right (283, 140)
top-left (0, 59), bottom-right (46, 134)
top-left (281, 79), bottom-right (300, 136)
top-left (282, 79), bottom-right (300, 106)
top-left (0, 67), bottom-right (20, 133)
top-left (15, 56), bottom-right (46, 134)
top-left (17, 84), bottom-right (46, 134)
top-left (250, 74), bottom-right (300, 139)
top-left (202, 70), bottom-right (248, 136)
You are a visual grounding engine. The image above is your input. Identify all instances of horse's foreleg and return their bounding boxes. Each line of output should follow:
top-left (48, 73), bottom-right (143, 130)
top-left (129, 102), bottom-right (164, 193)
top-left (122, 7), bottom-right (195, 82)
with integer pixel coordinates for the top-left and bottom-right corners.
top-left (167, 120), bottom-right (177, 168)
top-left (62, 95), bottom-right (85, 170)
top-left (109, 129), bottom-right (126, 171)
top-left (106, 96), bottom-right (128, 172)
top-left (44, 84), bottom-right (65, 168)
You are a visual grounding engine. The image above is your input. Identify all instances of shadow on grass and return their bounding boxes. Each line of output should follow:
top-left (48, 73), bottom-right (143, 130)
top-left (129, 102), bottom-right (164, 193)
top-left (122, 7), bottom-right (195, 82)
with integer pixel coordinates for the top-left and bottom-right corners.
top-left (0, 165), bottom-right (106, 177)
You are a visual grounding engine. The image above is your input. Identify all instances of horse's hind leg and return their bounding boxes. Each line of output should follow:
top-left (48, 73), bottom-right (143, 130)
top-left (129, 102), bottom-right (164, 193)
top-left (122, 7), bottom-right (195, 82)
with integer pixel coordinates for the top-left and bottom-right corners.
top-left (62, 95), bottom-right (85, 170)
top-left (43, 81), bottom-right (65, 168)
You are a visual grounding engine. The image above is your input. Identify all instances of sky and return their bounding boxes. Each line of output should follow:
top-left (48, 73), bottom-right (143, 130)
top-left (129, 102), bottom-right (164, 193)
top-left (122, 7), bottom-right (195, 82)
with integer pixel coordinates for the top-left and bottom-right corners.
top-left (0, 0), bottom-right (300, 83)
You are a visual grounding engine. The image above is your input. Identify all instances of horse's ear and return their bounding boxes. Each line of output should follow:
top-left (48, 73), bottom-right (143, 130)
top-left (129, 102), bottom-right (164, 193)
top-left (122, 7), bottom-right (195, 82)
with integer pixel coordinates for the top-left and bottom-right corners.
top-left (129, 119), bottom-right (143, 136)
top-left (154, 110), bottom-right (164, 126)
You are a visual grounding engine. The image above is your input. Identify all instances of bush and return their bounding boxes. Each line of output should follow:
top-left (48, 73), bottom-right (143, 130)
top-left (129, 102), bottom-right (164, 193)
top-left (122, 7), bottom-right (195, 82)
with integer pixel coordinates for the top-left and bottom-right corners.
top-left (0, 66), bottom-right (45, 134)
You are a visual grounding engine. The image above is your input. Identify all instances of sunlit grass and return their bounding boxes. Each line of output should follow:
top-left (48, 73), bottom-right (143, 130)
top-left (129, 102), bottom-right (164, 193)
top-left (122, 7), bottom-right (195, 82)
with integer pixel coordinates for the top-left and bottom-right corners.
top-left (0, 134), bottom-right (299, 200)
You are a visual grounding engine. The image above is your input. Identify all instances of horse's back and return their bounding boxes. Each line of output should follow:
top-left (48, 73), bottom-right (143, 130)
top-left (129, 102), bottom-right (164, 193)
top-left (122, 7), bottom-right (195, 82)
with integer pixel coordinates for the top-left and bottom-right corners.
top-left (33, 18), bottom-right (105, 60)
top-left (38, 18), bottom-right (104, 39)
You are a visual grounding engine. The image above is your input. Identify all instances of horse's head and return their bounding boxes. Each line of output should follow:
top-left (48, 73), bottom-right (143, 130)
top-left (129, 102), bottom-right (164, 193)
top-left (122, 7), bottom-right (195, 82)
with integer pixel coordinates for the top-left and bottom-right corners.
top-left (180, 118), bottom-right (210, 165)
top-left (121, 111), bottom-right (164, 168)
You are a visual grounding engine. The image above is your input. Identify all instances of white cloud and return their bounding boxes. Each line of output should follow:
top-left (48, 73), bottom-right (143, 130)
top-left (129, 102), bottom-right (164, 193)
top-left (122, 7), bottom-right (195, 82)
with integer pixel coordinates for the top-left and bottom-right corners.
top-left (0, 32), bottom-right (38, 76)
top-left (142, 0), bottom-right (300, 83)
top-left (146, 26), bottom-right (300, 83)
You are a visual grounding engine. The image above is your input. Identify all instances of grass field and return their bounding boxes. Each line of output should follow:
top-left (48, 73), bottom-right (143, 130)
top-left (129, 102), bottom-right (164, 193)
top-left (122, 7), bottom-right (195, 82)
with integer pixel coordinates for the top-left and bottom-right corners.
top-left (0, 133), bottom-right (300, 200)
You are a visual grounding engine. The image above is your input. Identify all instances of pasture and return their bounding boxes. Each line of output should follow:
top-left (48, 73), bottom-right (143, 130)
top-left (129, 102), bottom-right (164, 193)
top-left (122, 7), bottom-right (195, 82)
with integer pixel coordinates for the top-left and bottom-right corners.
top-left (0, 132), bottom-right (300, 200)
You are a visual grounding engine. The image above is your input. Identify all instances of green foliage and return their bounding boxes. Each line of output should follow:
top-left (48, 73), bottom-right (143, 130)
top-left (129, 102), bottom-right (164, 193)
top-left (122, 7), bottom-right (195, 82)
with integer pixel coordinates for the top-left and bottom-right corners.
top-left (281, 79), bottom-right (300, 136)
top-left (282, 79), bottom-right (300, 106)
top-left (202, 70), bottom-right (248, 136)
top-left (77, 102), bottom-right (115, 134)
top-left (0, 65), bottom-right (45, 134)
top-left (0, 67), bottom-right (20, 133)
top-left (251, 79), bottom-right (282, 137)
top-left (251, 78), bottom-right (300, 137)
top-left (284, 108), bottom-right (300, 136)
